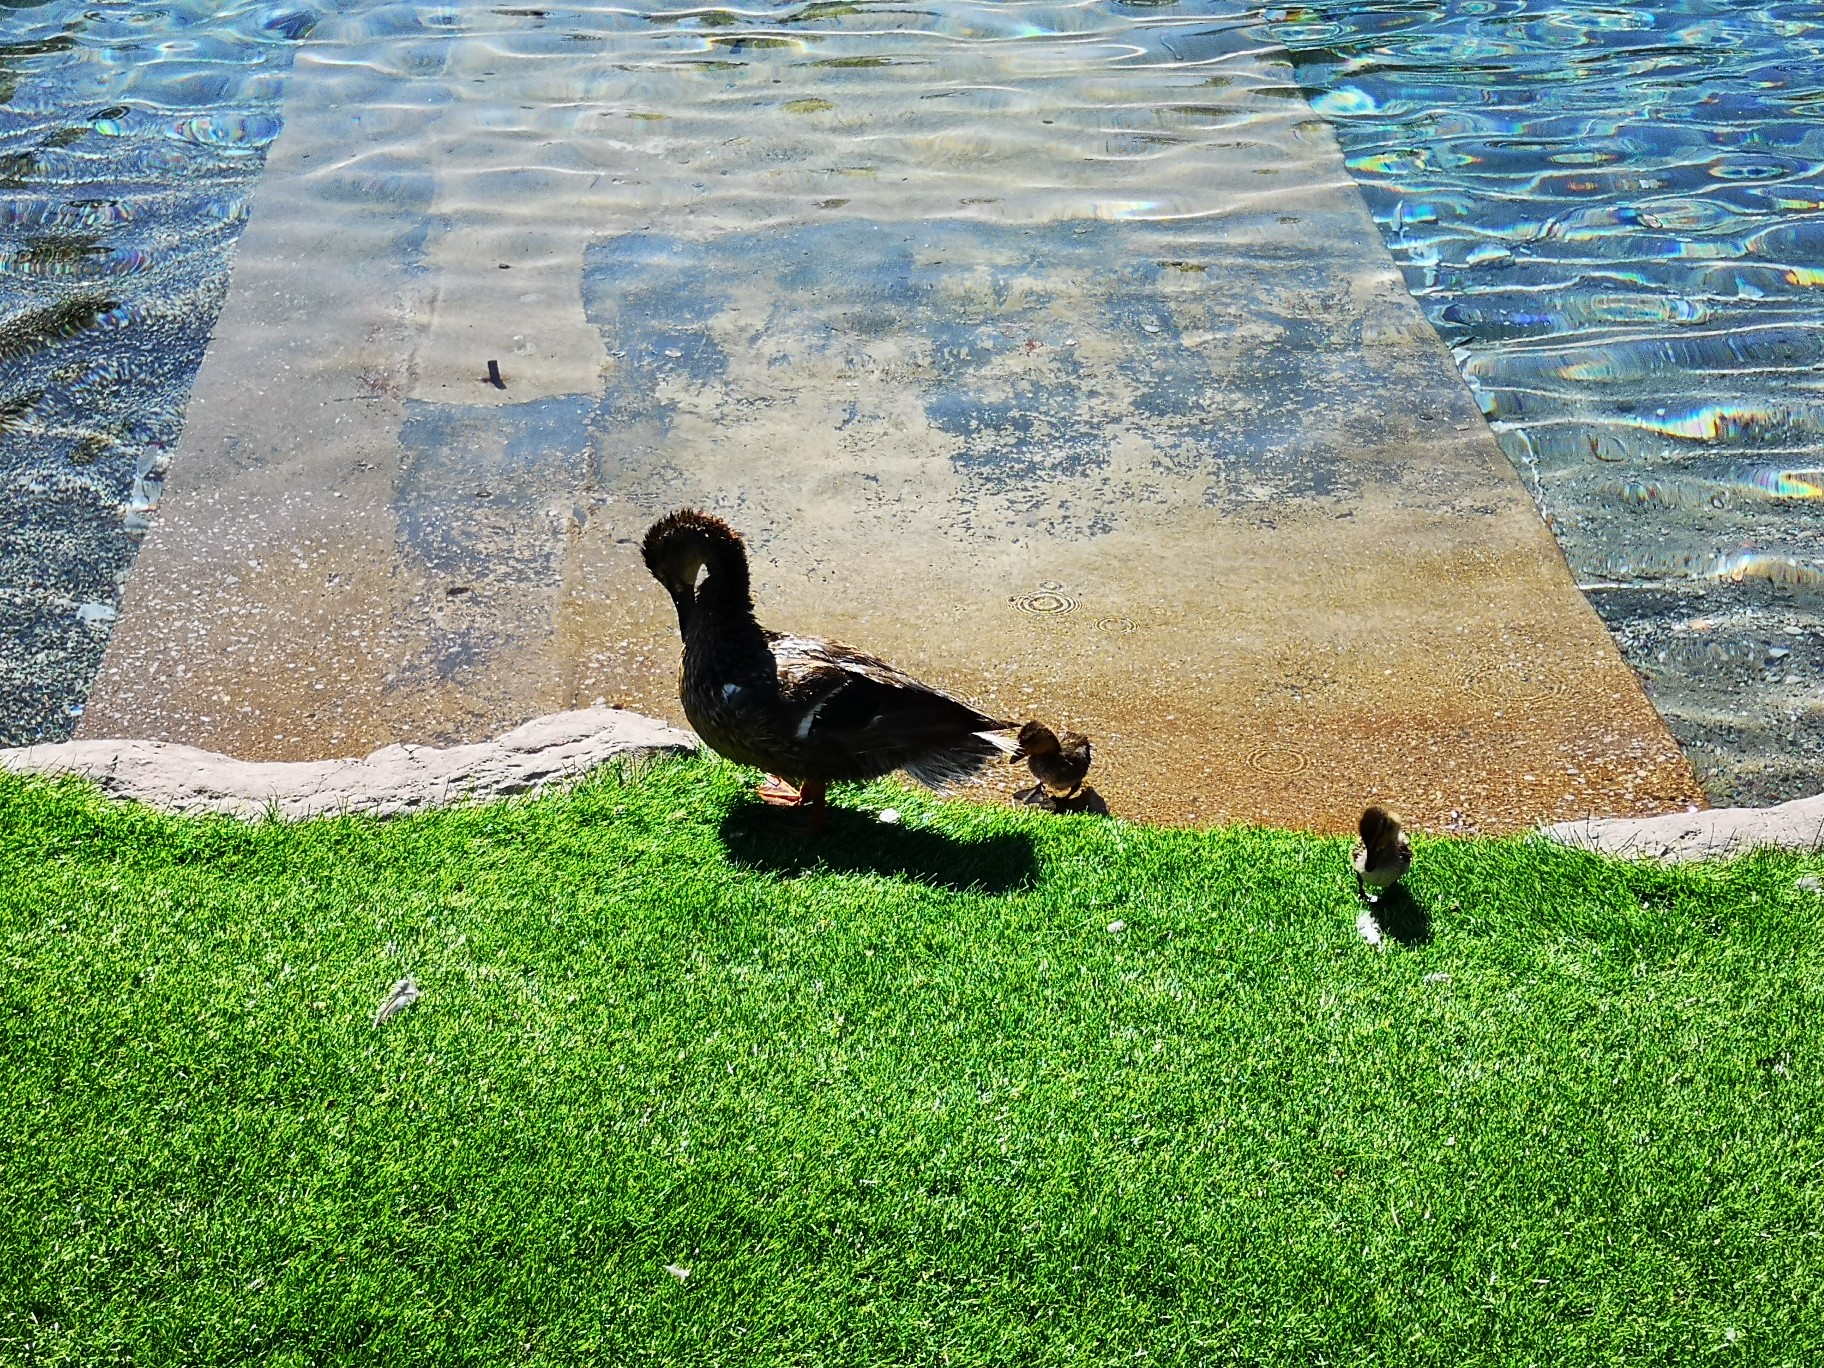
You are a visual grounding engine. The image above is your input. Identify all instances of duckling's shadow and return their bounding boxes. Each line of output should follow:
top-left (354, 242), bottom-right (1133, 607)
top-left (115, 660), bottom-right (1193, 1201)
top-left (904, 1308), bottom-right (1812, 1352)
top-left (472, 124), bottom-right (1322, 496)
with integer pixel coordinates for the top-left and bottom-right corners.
top-left (1362, 885), bottom-right (1431, 947)
top-left (1020, 786), bottom-right (1112, 818)
top-left (719, 803), bottom-right (1038, 893)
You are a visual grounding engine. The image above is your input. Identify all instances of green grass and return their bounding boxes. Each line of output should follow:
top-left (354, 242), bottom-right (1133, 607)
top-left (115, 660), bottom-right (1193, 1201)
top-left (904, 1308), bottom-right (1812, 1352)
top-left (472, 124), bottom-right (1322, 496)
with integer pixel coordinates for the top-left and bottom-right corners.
top-left (2, 760), bottom-right (1822, 1367)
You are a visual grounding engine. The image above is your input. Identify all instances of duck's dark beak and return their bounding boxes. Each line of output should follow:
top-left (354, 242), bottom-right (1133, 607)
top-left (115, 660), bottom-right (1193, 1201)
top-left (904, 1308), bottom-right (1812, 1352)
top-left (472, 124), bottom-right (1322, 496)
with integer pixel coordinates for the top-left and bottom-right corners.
top-left (666, 581), bottom-right (694, 637)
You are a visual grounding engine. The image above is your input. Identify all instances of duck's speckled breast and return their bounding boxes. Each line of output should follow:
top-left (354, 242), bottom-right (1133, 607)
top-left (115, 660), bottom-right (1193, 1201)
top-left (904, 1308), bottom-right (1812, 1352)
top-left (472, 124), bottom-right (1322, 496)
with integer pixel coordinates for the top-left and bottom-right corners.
top-left (680, 670), bottom-right (791, 775)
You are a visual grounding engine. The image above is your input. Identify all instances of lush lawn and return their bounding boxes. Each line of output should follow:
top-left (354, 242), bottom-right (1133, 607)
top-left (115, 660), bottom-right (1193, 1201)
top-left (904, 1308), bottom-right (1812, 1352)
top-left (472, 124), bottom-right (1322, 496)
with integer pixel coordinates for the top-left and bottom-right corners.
top-left (2, 760), bottom-right (1821, 1367)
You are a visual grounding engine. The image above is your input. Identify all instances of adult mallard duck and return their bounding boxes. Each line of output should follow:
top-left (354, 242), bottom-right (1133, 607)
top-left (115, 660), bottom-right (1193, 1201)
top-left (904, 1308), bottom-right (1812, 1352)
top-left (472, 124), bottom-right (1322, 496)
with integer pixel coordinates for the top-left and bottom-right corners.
top-left (641, 509), bottom-right (1020, 831)
top-left (1352, 805), bottom-right (1412, 902)
top-left (1012, 721), bottom-right (1093, 810)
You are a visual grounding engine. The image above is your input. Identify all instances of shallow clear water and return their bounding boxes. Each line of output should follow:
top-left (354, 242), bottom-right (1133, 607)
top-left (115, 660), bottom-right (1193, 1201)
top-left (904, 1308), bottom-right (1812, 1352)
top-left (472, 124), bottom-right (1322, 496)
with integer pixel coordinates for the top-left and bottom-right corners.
top-left (0, 0), bottom-right (309, 743)
top-left (1263, 0), bottom-right (1824, 801)
top-left (2, 0), bottom-right (1818, 804)
top-left (2, 0), bottom-right (1330, 747)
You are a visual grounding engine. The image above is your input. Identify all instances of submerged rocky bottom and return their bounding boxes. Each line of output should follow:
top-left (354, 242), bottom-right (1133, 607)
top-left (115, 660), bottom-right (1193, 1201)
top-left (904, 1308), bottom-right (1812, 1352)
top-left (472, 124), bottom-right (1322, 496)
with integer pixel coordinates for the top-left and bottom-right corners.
top-left (0, 451), bottom-right (133, 749)
top-left (1590, 582), bottom-right (1824, 808)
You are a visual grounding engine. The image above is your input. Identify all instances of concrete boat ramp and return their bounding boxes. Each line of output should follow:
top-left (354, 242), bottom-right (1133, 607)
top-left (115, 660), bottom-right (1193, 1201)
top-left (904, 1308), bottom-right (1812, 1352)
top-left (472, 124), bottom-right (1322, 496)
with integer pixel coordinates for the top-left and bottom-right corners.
top-left (69, 0), bottom-right (1700, 833)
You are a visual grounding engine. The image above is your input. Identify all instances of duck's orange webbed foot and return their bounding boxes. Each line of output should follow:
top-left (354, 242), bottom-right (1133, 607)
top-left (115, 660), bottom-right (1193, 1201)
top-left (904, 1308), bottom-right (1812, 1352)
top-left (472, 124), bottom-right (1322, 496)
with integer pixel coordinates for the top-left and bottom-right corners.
top-left (755, 776), bottom-right (829, 835)
top-left (801, 779), bottom-right (829, 835)
top-left (756, 777), bottom-right (804, 806)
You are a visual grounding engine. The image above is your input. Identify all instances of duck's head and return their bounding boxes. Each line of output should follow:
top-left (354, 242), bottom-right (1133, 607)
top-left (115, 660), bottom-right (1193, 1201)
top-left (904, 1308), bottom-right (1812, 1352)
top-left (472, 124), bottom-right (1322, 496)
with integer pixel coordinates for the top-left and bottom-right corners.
top-left (1016, 720), bottom-right (1061, 761)
top-left (641, 508), bottom-right (751, 635)
top-left (1358, 804), bottom-right (1403, 851)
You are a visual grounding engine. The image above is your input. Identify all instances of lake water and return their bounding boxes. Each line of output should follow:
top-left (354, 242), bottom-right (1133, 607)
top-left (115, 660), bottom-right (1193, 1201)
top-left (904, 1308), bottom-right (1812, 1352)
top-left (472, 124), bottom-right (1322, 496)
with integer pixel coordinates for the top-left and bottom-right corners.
top-left (1, 0), bottom-right (305, 742)
top-left (2, 0), bottom-right (1817, 805)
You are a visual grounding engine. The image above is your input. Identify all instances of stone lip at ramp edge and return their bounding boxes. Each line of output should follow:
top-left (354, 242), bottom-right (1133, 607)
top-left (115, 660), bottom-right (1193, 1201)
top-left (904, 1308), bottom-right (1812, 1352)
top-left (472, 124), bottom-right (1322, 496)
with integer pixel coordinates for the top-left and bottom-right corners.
top-left (1541, 793), bottom-right (1824, 863)
top-left (3, 708), bottom-right (695, 821)
top-left (17, 698), bottom-right (1822, 863)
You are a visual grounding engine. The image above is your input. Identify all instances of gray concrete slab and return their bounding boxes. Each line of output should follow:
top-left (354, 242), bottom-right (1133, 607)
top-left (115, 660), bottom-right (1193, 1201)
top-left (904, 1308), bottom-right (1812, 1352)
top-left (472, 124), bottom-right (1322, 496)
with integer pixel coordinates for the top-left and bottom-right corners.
top-left (80, 0), bottom-right (1701, 832)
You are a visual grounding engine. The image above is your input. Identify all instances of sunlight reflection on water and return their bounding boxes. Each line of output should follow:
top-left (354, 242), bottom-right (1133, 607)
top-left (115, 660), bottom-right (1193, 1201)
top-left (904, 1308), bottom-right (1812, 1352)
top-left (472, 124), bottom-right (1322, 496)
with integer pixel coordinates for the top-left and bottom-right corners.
top-left (1266, 0), bottom-right (1824, 800)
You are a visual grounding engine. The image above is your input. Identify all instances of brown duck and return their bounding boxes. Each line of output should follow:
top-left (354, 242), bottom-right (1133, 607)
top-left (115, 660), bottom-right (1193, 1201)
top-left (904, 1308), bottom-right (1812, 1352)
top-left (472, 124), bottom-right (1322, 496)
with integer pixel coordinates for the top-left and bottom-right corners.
top-left (1013, 721), bottom-right (1093, 810)
top-left (641, 509), bottom-right (1020, 831)
top-left (1352, 805), bottom-right (1413, 901)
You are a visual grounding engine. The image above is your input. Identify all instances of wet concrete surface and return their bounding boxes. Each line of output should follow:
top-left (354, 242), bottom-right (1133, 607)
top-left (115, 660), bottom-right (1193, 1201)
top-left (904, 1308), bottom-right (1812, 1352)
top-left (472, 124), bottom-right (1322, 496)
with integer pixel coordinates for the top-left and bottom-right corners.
top-left (77, 0), bottom-right (1701, 833)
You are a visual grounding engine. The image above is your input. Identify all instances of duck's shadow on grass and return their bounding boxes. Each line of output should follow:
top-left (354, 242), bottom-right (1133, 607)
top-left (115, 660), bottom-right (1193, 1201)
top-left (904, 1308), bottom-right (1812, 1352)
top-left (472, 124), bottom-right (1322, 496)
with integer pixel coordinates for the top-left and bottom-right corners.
top-left (1363, 885), bottom-right (1432, 947)
top-left (718, 803), bottom-right (1038, 893)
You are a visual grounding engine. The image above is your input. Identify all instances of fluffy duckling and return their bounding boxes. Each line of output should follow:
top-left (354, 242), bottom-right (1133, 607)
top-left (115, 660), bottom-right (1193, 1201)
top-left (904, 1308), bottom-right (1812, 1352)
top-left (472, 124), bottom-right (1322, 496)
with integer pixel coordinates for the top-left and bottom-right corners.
top-left (1352, 805), bottom-right (1412, 901)
top-left (641, 509), bottom-right (1020, 831)
top-left (1012, 721), bottom-right (1093, 810)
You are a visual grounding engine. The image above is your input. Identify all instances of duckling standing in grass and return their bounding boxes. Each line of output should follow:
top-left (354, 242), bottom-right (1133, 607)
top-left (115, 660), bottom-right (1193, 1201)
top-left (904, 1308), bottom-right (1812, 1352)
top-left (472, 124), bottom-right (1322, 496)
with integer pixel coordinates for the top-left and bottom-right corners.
top-left (1352, 805), bottom-right (1412, 901)
top-left (1012, 721), bottom-right (1093, 811)
top-left (641, 509), bottom-right (1021, 833)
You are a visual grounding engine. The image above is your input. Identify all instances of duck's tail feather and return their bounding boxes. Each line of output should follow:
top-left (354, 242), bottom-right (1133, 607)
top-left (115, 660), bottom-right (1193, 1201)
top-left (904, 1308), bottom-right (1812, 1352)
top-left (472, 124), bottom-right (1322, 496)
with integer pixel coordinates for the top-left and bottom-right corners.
top-left (901, 730), bottom-right (1018, 790)
top-left (977, 727), bottom-right (1024, 759)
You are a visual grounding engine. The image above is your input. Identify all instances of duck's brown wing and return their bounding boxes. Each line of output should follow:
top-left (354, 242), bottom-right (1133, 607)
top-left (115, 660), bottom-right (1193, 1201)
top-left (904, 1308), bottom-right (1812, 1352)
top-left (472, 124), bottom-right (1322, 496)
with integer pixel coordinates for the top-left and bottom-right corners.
top-left (1057, 733), bottom-right (1093, 788)
top-left (767, 632), bottom-right (1016, 785)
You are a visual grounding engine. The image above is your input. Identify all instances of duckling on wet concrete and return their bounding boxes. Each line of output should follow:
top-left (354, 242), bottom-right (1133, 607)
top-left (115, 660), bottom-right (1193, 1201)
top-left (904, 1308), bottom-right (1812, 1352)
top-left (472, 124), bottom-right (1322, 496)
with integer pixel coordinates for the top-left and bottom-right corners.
top-left (1352, 804), bottom-right (1412, 901)
top-left (641, 508), bottom-right (1021, 833)
top-left (1013, 720), bottom-right (1094, 811)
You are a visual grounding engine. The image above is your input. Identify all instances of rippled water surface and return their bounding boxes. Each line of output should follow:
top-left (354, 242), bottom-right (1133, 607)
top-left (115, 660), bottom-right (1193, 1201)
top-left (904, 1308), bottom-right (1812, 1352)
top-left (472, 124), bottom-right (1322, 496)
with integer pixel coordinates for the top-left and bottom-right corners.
top-left (0, 0), bottom-right (310, 743)
top-left (1264, 0), bottom-right (1824, 800)
top-left (1, 0), bottom-right (1323, 747)
top-left (4, 0), bottom-right (1820, 803)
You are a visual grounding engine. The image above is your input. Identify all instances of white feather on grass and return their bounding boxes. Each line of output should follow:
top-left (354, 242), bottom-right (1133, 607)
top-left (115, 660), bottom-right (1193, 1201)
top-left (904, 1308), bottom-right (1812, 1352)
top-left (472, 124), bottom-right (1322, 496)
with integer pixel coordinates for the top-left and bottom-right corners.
top-left (372, 976), bottom-right (420, 1027)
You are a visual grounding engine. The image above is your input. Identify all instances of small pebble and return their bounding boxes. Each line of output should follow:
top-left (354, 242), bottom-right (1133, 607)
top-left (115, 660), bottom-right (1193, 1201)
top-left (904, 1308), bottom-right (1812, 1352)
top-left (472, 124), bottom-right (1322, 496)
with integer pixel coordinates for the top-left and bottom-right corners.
top-left (878, 808), bottom-right (901, 825)
top-left (1424, 972), bottom-right (1452, 984)
top-left (1798, 876), bottom-right (1822, 895)
top-left (1107, 920), bottom-right (1125, 934)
